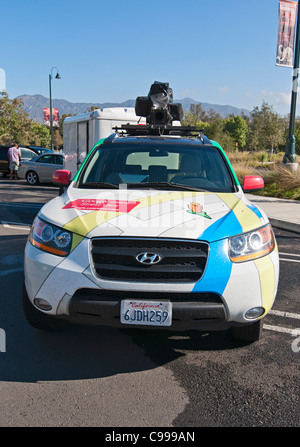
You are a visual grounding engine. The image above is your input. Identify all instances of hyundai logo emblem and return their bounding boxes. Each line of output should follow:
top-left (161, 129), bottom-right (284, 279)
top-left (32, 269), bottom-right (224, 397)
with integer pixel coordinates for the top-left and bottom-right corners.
top-left (136, 252), bottom-right (162, 265)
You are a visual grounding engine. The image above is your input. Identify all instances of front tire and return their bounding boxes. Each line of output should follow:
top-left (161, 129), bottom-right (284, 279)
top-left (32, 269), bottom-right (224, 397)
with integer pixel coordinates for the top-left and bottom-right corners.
top-left (26, 170), bottom-right (39, 185)
top-left (22, 283), bottom-right (68, 331)
top-left (230, 319), bottom-right (263, 343)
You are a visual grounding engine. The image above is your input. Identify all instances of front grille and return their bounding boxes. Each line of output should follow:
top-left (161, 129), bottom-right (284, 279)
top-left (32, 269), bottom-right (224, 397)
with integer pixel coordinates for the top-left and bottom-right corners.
top-left (91, 237), bottom-right (208, 282)
top-left (73, 288), bottom-right (222, 304)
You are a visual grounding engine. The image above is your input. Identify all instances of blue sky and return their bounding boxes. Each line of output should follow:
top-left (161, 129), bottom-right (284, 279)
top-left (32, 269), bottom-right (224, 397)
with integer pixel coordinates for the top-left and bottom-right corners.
top-left (0, 0), bottom-right (298, 115)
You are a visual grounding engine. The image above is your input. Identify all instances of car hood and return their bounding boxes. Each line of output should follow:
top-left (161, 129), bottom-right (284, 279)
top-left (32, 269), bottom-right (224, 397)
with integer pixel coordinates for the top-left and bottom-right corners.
top-left (39, 187), bottom-right (268, 242)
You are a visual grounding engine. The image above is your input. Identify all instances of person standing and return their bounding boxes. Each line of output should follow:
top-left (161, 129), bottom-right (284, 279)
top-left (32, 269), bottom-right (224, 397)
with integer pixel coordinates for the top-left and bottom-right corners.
top-left (8, 143), bottom-right (21, 179)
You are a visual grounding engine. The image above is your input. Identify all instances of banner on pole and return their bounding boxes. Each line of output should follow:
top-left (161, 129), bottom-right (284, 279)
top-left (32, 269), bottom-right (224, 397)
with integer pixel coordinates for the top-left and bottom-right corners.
top-left (276, 0), bottom-right (298, 67)
top-left (43, 108), bottom-right (59, 127)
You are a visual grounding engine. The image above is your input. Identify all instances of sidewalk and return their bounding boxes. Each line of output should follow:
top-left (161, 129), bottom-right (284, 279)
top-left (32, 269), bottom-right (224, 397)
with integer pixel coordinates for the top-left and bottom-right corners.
top-left (246, 194), bottom-right (300, 234)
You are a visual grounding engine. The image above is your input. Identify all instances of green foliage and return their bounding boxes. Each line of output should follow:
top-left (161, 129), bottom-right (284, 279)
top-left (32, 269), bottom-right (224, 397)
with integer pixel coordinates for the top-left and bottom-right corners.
top-left (29, 122), bottom-right (51, 148)
top-left (246, 102), bottom-right (285, 152)
top-left (0, 93), bottom-right (58, 148)
top-left (224, 115), bottom-right (248, 148)
top-left (0, 93), bottom-right (299, 157)
top-left (0, 94), bottom-right (32, 145)
top-left (183, 101), bottom-right (290, 154)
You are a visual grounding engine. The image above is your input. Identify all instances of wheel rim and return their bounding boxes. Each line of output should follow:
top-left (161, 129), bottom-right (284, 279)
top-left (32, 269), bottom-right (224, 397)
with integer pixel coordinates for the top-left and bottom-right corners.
top-left (27, 172), bottom-right (38, 184)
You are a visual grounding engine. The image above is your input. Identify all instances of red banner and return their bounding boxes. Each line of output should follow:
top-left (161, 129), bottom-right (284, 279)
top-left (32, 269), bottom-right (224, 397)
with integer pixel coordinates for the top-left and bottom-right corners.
top-left (276, 0), bottom-right (298, 67)
top-left (43, 107), bottom-right (59, 127)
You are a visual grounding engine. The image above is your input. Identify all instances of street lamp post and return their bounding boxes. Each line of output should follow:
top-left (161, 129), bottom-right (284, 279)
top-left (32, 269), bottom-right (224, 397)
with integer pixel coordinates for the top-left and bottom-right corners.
top-left (284, 1), bottom-right (300, 171)
top-left (49, 67), bottom-right (61, 151)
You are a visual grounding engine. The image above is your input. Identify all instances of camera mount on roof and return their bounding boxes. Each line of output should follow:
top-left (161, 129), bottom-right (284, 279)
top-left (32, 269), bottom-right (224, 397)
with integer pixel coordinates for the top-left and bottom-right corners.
top-left (135, 81), bottom-right (183, 125)
top-left (113, 81), bottom-right (210, 142)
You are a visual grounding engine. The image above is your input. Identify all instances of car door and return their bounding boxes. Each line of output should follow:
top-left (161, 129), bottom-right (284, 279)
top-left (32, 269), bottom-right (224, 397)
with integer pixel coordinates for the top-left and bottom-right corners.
top-left (51, 155), bottom-right (64, 180)
top-left (34, 154), bottom-right (56, 182)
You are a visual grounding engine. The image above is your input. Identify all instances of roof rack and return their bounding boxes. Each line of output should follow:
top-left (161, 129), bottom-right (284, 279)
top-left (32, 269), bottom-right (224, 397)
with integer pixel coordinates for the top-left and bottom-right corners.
top-left (113, 123), bottom-right (211, 143)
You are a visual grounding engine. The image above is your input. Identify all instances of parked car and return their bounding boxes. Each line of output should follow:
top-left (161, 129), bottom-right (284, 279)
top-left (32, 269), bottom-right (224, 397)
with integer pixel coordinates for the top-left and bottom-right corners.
top-left (23, 146), bottom-right (54, 155)
top-left (0, 146), bottom-right (38, 177)
top-left (18, 153), bottom-right (64, 185)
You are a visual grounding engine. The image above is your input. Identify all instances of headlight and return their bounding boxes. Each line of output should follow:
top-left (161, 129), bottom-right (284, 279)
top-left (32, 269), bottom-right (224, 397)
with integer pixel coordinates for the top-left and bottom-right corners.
top-left (229, 224), bottom-right (275, 262)
top-left (30, 217), bottom-right (72, 257)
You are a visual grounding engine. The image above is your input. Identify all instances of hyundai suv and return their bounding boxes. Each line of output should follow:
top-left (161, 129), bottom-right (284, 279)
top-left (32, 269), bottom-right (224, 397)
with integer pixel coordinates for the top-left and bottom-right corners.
top-left (22, 83), bottom-right (279, 342)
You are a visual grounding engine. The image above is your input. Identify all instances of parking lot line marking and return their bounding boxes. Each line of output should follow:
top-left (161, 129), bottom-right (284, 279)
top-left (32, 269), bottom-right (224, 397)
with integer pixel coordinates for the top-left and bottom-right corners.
top-left (0, 202), bottom-right (41, 207)
top-left (263, 324), bottom-right (295, 335)
top-left (279, 252), bottom-right (300, 257)
top-left (269, 309), bottom-right (300, 320)
top-left (1, 221), bottom-right (31, 231)
top-left (279, 258), bottom-right (300, 263)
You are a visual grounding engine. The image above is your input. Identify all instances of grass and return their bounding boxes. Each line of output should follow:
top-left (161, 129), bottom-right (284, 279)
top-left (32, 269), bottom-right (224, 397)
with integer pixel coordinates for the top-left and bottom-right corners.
top-left (227, 150), bottom-right (300, 201)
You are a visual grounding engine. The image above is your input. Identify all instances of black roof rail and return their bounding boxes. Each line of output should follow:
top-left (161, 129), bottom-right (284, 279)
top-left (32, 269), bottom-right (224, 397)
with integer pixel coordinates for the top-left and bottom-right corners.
top-left (113, 124), bottom-right (211, 144)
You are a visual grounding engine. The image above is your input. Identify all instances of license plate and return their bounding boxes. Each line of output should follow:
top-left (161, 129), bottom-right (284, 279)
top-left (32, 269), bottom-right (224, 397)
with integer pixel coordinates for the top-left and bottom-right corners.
top-left (120, 300), bottom-right (172, 327)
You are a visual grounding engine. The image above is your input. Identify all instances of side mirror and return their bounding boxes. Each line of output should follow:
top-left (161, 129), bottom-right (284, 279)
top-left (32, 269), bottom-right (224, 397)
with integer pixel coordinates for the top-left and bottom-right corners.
top-left (242, 175), bottom-right (264, 192)
top-left (52, 169), bottom-right (71, 187)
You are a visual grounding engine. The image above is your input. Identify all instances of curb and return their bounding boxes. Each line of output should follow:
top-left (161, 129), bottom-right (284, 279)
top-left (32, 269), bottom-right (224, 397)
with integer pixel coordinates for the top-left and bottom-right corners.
top-left (269, 217), bottom-right (300, 234)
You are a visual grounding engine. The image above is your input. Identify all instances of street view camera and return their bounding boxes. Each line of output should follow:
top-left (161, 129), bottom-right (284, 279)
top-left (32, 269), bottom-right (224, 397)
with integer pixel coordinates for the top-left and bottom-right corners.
top-left (116, 81), bottom-right (201, 137)
top-left (135, 81), bottom-right (183, 125)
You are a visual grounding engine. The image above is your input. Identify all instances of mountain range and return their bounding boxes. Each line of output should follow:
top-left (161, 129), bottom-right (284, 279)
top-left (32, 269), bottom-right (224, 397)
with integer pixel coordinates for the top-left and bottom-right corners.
top-left (17, 94), bottom-right (250, 123)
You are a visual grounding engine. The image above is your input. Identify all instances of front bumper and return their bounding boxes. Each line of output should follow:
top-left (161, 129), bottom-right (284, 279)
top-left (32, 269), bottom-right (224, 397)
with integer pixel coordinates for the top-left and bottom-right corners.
top-left (67, 288), bottom-right (229, 331)
top-left (24, 235), bottom-right (279, 329)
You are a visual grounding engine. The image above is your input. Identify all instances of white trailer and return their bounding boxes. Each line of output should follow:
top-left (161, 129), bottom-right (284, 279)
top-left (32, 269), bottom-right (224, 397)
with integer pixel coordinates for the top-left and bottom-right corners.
top-left (63, 107), bottom-right (145, 178)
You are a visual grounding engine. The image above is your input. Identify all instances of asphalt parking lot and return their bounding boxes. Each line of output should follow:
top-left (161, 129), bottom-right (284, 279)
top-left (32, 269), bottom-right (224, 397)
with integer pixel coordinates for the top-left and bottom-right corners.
top-left (0, 178), bottom-right (299, 427)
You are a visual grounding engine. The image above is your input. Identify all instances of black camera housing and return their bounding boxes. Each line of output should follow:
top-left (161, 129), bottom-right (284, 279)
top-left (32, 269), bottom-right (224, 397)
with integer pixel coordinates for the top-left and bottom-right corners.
top-left (135, 82), bottom-right (183, 125)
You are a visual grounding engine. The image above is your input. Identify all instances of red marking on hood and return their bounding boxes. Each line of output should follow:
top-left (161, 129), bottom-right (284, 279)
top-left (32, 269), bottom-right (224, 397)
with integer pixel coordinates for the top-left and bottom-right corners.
top-left (62, 199), bottom-right (140, 212)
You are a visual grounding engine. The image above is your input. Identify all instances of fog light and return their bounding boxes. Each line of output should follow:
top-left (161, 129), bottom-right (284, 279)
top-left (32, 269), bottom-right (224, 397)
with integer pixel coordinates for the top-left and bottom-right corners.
top-left (34, 298), bottom-right (52, 311)
top-left (245, 307), bottom-right (265, 319)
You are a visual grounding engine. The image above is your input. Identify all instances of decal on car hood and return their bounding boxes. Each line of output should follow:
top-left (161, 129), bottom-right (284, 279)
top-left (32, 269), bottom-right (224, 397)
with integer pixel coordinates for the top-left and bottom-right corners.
top-left (39, 188), bottom-right (267, 242)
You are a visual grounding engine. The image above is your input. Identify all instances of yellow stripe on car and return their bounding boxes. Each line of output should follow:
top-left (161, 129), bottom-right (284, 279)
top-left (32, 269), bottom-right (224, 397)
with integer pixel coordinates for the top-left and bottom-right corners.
top-left (254, 255), bottom-right (276, 315)
top-left (217, 193), bottom-right (262, 233)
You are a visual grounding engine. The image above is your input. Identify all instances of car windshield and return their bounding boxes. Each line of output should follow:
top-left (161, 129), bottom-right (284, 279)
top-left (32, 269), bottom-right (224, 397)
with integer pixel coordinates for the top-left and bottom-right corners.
top-left (77, 142), bottom-right (236, 193)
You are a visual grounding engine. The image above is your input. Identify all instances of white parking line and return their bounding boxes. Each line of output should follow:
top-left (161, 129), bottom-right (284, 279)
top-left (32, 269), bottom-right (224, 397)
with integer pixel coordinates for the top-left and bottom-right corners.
top-left (280, 258), bottom-right (300, 263)
top-left (0, 202), bottom-right (41, 207)
top-left (264, 309), bottom-right (300, 335)
top-left (1, 221), bottom-right (31, 231)
top-left (279, 252), bottom-right (300, 263)
top-left (269, 309), bottom-right (300, 320)
top-left (279, 252), bottom-right (300, 257)
top-left (263, 324), bottom-right (295, 335)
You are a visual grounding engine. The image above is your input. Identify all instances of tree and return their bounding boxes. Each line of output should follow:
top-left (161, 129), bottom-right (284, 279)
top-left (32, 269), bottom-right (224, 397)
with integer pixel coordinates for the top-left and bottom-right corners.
top-left (182, 104), bottom-right (208, 126)
top-left (29, 122), bottom-right (51, 148)
top-left (224, 115), bottom-right (248, 149)
top-left (247, 102), bottom-right (285, 152)
top-left (0, 94), bottom-right (32, 145)
top-left (53, 129), bottom-right (63, 149)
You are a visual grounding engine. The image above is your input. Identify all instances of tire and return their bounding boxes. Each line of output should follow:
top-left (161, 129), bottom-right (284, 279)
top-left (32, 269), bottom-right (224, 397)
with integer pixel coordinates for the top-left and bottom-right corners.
top-left (22, 283), bottom-right (68, 331)
top-left (26, 170), bottom-right (39, 185)
top-left (230, 319), bottom-right (263, 343)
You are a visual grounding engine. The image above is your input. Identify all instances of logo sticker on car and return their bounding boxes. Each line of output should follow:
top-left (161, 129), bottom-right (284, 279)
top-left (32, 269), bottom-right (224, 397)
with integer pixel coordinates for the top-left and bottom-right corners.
top-left (187, 202), bottom-right (211, 219)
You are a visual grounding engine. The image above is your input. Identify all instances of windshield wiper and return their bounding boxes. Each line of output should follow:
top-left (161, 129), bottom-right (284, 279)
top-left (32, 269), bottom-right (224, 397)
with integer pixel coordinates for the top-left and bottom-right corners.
top-left (126, 182), bottom-right (208, 192)
top-left (79, 182), bottom-right (119, 189)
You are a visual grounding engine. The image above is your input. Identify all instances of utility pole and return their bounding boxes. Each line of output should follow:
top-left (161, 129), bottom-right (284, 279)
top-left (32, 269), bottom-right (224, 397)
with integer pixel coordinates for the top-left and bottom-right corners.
top-left (284, 0), bottom-right (300, 171)
top-left (49, 67), bottom-right (61, 151)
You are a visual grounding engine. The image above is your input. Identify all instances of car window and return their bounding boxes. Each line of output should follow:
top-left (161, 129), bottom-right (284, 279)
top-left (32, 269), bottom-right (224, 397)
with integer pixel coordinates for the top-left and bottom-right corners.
top-left (0, 147), bottom-right (8, 161)
top-left (78, 142), bottom-right (235, 193)
top-left (54, 155), bottom-right (64, 165)
top-left (20, 148), bottom-right (37, 160)
top-left (38, 155), bottom-right (54, 164)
